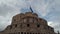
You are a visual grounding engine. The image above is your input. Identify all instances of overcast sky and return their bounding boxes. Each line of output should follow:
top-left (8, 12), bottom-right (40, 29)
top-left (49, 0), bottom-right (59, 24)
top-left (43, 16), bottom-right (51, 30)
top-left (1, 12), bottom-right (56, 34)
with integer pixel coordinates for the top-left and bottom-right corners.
top-left (0, 0), bottom-right (60, 33)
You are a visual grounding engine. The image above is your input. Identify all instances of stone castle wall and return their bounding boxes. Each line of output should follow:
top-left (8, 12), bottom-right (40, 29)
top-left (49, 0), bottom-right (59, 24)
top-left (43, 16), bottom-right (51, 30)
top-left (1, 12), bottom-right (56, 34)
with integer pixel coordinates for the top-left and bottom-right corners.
top-left (0, 12), bottom-right (56, 34)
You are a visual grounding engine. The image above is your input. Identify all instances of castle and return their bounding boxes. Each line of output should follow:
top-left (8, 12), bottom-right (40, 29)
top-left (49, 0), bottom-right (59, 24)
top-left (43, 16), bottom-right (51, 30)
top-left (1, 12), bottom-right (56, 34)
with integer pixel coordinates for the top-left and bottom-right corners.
top-left (0, 7), bottom-right (56, 34)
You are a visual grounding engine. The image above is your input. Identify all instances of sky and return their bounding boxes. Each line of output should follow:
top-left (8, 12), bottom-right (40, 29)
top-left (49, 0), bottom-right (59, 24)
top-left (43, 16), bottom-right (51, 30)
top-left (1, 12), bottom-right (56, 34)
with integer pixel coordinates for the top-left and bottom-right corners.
top-left (0, 0), bottom-right (60, 33)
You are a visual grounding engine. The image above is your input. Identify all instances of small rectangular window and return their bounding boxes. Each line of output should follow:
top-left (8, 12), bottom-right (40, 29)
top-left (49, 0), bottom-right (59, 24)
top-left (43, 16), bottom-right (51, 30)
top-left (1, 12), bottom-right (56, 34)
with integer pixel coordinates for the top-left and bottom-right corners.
top-left (15, 24), bottom-right (17, 27)
top-left (21, 32), bottom-right (23, 34)
top-left (27, 24), bottom-right (30, 27)
top-left (27, 32), bottom-right (29, 34)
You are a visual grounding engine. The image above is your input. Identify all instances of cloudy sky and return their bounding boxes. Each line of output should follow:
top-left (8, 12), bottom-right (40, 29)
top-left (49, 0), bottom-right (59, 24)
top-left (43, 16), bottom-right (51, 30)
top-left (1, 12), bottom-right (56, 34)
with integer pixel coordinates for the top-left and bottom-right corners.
top-left (0, 0), bottom-right (60, 33)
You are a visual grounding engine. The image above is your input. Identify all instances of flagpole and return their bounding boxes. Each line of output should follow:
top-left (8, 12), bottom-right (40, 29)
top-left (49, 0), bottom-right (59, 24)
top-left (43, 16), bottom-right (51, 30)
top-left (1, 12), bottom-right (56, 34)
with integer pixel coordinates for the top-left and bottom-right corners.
top-left (30, 6), bottom-right (33, 13)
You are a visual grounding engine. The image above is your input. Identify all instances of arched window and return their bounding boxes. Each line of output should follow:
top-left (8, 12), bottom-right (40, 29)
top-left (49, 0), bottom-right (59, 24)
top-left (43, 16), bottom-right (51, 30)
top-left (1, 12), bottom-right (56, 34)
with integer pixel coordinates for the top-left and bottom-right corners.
top-left (37, 23), bottom-right (40, 28)
top-left (27, 32), bottom-right (29, 34)
top-left (27, 24), bottom-right (30, 27)
top-left (37, 24), bottom-right (40, 27)
top-left (15, 24), bottom-right (17, 27)
top-left (21, 32), bottom-right (23, 34)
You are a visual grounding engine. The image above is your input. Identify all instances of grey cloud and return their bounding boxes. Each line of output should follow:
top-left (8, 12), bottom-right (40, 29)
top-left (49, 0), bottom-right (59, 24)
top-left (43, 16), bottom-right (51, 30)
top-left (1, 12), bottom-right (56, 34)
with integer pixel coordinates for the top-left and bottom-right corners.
top-left (0, 1), bottom-right (20, 31)
top-left (0, 0), bottom-right (60, 33)
top-left (0, 4), bottom-right (16, 16)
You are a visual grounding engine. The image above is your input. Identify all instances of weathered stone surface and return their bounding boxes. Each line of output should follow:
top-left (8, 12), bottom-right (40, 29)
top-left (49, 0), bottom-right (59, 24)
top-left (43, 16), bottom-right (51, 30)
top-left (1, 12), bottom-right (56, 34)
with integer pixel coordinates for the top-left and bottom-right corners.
top-left (0, 12), bottom-right (56, 34)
